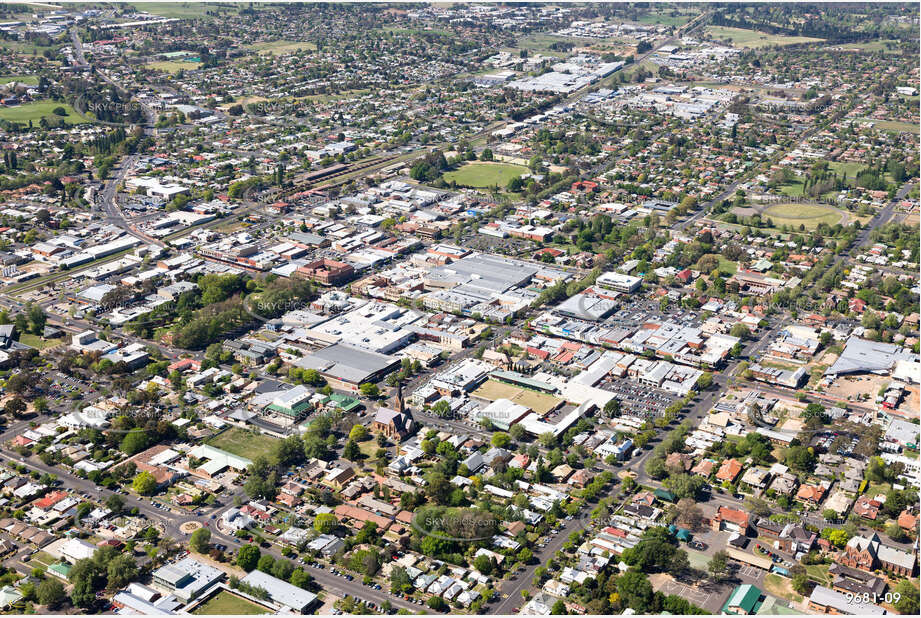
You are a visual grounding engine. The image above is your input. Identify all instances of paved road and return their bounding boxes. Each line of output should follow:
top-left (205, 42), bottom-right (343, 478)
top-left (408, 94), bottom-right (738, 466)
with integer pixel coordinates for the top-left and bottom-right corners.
top-left (0, 415), bottom-right (429, 614)
top-left (490, 515), bottom-right (583, 615)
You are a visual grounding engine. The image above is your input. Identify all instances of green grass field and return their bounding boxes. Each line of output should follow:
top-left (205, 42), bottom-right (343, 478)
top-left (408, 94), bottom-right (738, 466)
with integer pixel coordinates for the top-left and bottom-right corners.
top-left (824, 40), bottom-right (902, 54)
top-left (19, 333), bottom-right (64, 350)
top-left (0, 101), bottom-right (88, 125)
top-left (827, 160), bottom-right (868, 181)
top-left (128, 2), bottom-right (242, 18)
top-left (635, 11), bottom-right (694, 26)
top-left (706, 26), bottom-right (824, 48)
top-left (249, 40), bottom-right (317, 55)
top-left (856, 118), bottom-right (919, 134)
top-left (471, 379), bottom-right (562, 415)
top-left (763, 203), bottom-right (845, 229)
top-left (192, 591), bottom-right (267, 615)
top-left (804, 563), bottom-right (831, 586)
top-left (0, 40), bottom-right (60, 55)
top-left (374, 27), bottom-right (451, 37)
top-left (778, 180), bottom-right (805, 198)
top-left (515, 33), bottom-right (596, 55)
top-left (206, 427), bottom-right (280, 460)
top-left (0, 75), bottom-right (38, 85)
top-left (443, 162), bottom-right (528, 189)
top-left (146, 60), bottom-right (202, 74)
top-left (717, 257), bottom-right (738, 276)
top-left (763, 574), bottom-right (803, 604)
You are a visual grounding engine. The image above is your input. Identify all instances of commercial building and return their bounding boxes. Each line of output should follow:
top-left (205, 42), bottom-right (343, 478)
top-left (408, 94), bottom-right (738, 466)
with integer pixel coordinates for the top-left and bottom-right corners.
top-left (807, 585), bottom-right (886, 615)
top-left (264, 385), bottom-right (313, 422)
top-left (595, 271), bottom-right (642, 293)
top-left (295, 258), bottom-right (354, 286)
top-left (295, 343), bottom-right (400, 393)
top-left (240, 570), bottom-right (318, 613)
top-left (152, 557), bottom-right (223, 602)
top-left (474, 398), bottom-right (531, 431)
top-left (748, 363), bottom-right (806, 388)
top-left (825, 336), bottom-right (916, 378)
top-left (187, 445), bottom-right (252, 477)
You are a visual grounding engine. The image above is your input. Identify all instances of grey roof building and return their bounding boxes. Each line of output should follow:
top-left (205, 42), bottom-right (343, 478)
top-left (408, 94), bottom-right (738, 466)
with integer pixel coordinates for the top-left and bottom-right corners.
top-left (808, 585), bottom-right (886, 615)
top-left (825, 336), bottom-right (916, 377)
top-left (240, 569), bottom-right (317, 612)
top-left (295, 343), bottom-right (400, 388)
top-left (151, 557), bottom-right (223, 602)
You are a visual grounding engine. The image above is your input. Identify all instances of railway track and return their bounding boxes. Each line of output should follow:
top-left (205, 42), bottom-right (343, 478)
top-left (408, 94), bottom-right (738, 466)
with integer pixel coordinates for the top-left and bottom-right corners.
top-left (261, 153), bottom-right (405, 202)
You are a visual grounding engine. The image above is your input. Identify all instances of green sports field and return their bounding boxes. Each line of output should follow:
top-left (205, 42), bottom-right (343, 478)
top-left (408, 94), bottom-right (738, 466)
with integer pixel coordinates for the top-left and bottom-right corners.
top-left (249, 40), bottom-right (317, 55)
top-left (0, 101), bottom-right (88, 125)
top-left (763, 203), bottom-right (846, 229)
top-left (856, 118), bottom-right (919, 134)
top-left (205, 427), bottom-right (279, 460)
top-left (706, 26), bottom-right (824, 48)
top-left (192, 591), bottom-right (267, 615)
top-left (471, 378), bottom-right (562, 415)
top-left (0, 75), bottom-right (38, 85)
top-left (146, 60), bottom-right (202, 74)
top-left (442, 162), bottom-right (528, 188)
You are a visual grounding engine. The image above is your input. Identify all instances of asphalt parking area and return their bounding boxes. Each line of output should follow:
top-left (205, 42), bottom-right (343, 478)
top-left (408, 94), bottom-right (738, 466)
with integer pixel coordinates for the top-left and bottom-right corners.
top-left (734, 564), bottom-right (764, 579)
top-left (658, 579), bottom-right (715, 611)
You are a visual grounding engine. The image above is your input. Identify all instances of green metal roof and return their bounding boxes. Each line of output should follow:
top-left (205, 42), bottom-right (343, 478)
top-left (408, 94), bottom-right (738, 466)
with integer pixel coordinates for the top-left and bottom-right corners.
top-left (267, 400), bottom-right (313, 417)
top-left (491, 370), bottom-right (557, 393)
top-left (326, 393), bottom-right (362, 413)
top-left (725, 584), bottom-right (762, 614)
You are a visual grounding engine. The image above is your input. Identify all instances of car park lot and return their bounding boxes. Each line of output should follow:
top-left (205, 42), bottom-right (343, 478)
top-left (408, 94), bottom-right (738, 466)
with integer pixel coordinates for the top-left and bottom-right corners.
top-left (599, 376), bottom-right (678, 417)
top-left (652, 575), bottom-right (723, 614)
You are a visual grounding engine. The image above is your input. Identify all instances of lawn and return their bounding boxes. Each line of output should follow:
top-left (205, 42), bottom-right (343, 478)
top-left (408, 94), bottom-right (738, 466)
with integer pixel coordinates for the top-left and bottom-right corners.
top-left (0, 101), bottom-right (88, 125)
top-left (824, 40), bottom-right (902, 53)
top-left (128, 2), bottom-right (242, 18)
top-left (864, 482), bottom-right (891, 498)
top-left (146, 60), bottom-right (202, 74)
top-left (471, 379), bottom-right (562, 415)
top-left (805, 563), bottom-right (831, 586)
top-left (0, 75), bottom-right (38, 85)
top-left (206, 427), bottom-right (280, 460)
top-left (635, 11), bottom-right (694, 27)
top-left (442, 162), bottom-right (528, 189)
top-left (19, 333), bottom-right (64, 350)
top-left (706, 26), bottom-right (824, 49)
top-left (760, 359), bottom-right (801, 372)
top-left (249, 40), bottom-right (317, 55)
top-left (717, 257), bottom-right (738, 276)
top-left (763, 574), bottom-right (803, 604)
top-left (515, 33), bottom-right (592, 56)
top-left (31, 551), bottom-right (56, 568)
top-left (778, 180), bottom-right (805, 198)
top-left (358, 438), bottom-right (380, 462)
top-left (857, 118), bottom-right (919, 135)
top-left (192, 590), bottom-right (267, 615)
top-left (827, 161), bottom-right (868, 181)
top-left (763, 203), bottom-right (846, 229)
